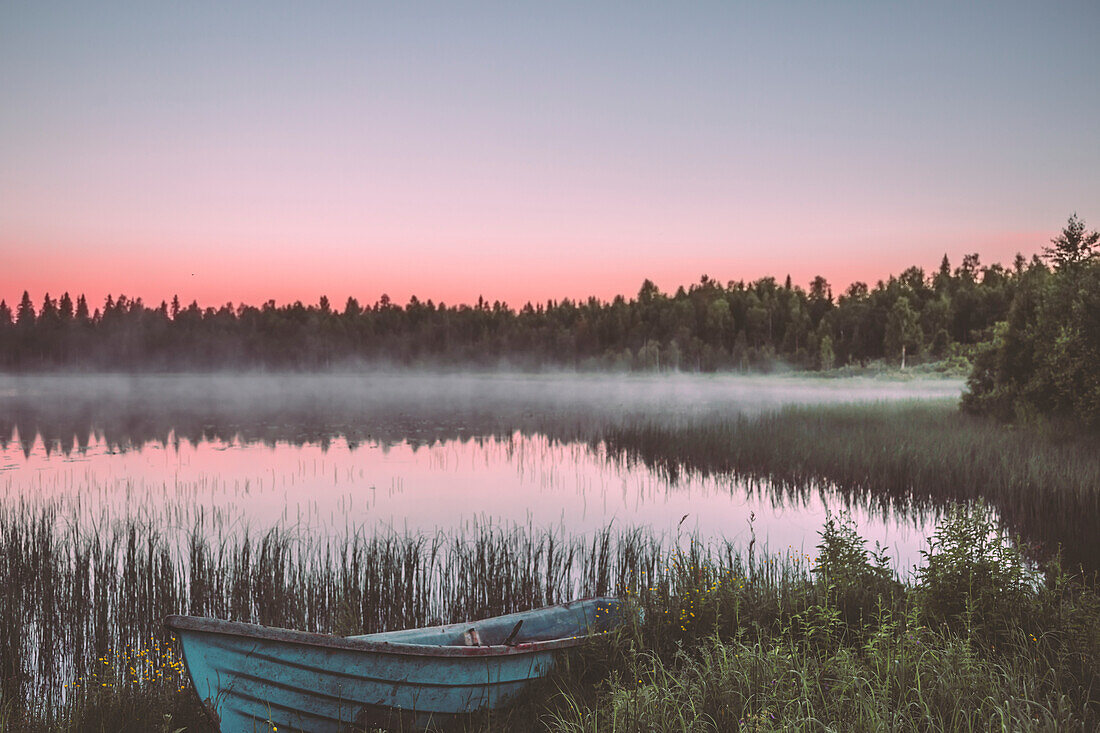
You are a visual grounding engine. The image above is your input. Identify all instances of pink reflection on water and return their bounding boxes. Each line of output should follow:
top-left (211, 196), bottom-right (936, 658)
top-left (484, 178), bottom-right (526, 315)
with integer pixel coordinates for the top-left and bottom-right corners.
top-left (1, 429), bottom-right (934, 570)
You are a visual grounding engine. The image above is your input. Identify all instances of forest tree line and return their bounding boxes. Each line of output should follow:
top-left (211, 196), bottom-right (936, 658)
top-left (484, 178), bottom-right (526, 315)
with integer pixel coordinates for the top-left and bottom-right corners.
top-left (0, 253), bottom-right (1033, 373)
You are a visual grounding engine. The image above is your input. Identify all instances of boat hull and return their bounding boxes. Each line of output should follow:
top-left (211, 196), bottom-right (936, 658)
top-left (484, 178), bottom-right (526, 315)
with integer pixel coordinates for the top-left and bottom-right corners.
top-left (167, 597), bottom-right (621, 732)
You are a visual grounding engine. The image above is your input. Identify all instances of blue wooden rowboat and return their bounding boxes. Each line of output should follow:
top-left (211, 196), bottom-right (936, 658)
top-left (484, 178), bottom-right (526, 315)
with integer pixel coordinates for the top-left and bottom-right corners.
top-left (165, 597), bottom-right (623, 732)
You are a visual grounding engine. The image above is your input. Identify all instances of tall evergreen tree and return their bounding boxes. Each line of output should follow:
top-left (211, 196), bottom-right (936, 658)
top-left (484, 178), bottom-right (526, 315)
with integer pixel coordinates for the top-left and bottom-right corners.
top-left (75, 295), bottom-right (89, 322)
top-left (16, 291), bottom-right (35, 327)
top-left (1044, 213), bottom-right (1099, 269)
top-left (39, 293), bottom-right (58, 322)
top-left (58, 292), bottom-right (74, 321)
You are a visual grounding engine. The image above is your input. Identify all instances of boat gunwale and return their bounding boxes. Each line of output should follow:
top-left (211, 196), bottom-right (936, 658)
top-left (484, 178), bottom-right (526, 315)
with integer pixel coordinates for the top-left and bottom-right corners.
top-left (164, 596), bottom-right (620, 659)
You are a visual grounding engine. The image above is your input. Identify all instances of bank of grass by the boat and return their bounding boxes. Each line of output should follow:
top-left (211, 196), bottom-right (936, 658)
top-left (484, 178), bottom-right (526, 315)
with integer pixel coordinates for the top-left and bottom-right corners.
top-left (8, 506), bottom-right (1099, 732)
top-left (526, 507), bottom-right (1100, 732)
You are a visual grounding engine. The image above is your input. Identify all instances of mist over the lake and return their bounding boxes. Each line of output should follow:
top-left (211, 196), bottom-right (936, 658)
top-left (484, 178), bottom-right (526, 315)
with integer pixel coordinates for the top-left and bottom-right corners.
top-left (1, 371), bottom-right (964, 418)
top-left (0, 372), bottom-right (963, 452)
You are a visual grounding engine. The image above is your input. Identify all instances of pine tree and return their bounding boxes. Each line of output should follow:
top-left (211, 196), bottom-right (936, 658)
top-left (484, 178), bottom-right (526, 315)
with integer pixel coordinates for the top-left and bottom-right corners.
top-left (59, 292), bottom-right (74, 321)
top-left (16, 291), bottom-right (35, 327)
top-left (1044, 213), bottom-right (1098, 270)
top-left (39, 293), bottom-right (58, 322)
top-left (75, 295), bottom-right (89, 322)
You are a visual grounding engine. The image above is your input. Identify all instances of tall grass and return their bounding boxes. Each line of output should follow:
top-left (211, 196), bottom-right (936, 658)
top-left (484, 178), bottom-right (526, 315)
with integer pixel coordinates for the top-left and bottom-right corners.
top-left (0, 499), bottom-right (666, 731)
top-left (537, 506), bottom-right (1100, 732)
top-left (3, 501), bottom-right (1099, 731)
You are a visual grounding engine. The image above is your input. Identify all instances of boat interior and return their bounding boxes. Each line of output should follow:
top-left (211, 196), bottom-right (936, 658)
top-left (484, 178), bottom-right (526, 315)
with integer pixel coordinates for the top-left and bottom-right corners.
top-left (348, 597), bottom-right (623, 647)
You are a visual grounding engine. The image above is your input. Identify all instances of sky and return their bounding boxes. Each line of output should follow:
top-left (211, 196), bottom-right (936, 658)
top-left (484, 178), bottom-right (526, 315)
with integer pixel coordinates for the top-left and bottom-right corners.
top-left (2, 1), bottom-right (1098, 310)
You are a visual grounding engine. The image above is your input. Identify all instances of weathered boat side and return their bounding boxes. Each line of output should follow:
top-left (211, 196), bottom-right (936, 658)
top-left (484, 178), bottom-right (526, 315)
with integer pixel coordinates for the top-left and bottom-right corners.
top-left (167, 597), bottom-right (622, 732)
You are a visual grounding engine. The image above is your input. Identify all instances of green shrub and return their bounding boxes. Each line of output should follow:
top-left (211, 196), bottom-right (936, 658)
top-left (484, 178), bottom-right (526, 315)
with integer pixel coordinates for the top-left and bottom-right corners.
top-left (812, 511), bottom-right (899, 626)
top-left (916, 501), bottom-right (1038, 641)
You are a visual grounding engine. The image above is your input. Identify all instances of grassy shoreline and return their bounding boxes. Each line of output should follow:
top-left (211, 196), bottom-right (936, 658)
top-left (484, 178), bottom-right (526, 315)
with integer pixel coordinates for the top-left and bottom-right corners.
top-left (537, 514), bottom-right (1100, 732)
top-left (3, 508), bottom-right (1099, 731)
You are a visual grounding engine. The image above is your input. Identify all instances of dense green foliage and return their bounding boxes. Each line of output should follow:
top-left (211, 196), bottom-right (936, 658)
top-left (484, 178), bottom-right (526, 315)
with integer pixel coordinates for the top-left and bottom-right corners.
top-left (0, 250), bottom-right (1028, 371)
top-left (539, 507), bottom-right (1100, 732)
top-left (964, 215), bottom-right (1100, 428)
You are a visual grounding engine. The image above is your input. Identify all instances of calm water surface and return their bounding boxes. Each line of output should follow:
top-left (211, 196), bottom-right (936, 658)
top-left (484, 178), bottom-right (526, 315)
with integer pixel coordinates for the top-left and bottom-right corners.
top-left (2, 432), bottom-right (940, 571)
top-left (0, 374), bottom-right (967, 571)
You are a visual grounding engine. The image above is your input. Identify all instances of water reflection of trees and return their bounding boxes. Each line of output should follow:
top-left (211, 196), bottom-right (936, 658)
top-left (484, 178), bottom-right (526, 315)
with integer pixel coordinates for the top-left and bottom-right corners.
top-left (0, 395), bottom-right (575, 458)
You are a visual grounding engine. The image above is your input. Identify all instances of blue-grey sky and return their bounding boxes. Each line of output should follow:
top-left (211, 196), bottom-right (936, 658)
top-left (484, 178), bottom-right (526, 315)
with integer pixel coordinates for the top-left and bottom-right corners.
top-left (2, 1), bottom-right (1098, 306)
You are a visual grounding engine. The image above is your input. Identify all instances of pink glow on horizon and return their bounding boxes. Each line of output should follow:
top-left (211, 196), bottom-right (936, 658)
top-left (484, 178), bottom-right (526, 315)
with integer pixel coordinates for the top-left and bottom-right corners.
top-left (1, 228), bottom-right (1047, 311)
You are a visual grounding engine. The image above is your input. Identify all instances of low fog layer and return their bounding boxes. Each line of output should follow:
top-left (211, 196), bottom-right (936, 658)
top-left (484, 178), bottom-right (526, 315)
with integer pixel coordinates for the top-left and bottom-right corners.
top-left (2, 372), bottom-right (962, 409)
top-left (0, 372), bottom-right (963, 452)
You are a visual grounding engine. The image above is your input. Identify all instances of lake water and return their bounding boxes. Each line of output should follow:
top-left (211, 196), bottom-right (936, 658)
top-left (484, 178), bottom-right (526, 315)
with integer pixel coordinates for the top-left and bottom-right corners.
top-left (0, 373), bottom-right (963, 570)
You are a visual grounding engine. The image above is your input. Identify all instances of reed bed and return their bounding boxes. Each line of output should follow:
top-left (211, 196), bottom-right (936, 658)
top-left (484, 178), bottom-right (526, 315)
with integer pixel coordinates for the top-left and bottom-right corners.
top-left (0, 499), bottom-right (672, 730)
top-left (598, 400), bottom-right (1100, 570)
top-left (3, 501), bottom-right (1099, 731)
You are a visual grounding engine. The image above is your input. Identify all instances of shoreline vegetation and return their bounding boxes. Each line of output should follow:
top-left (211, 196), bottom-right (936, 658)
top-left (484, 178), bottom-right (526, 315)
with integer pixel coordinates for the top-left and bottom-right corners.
top-left (2, 398), bottom-right (1100, 731)
top-left (599, 402), bottom-right (1100, 572)
top-left (3, 502), bottom-right (1098, 731)
top-left (0, 357), bottom-right (973, 378)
